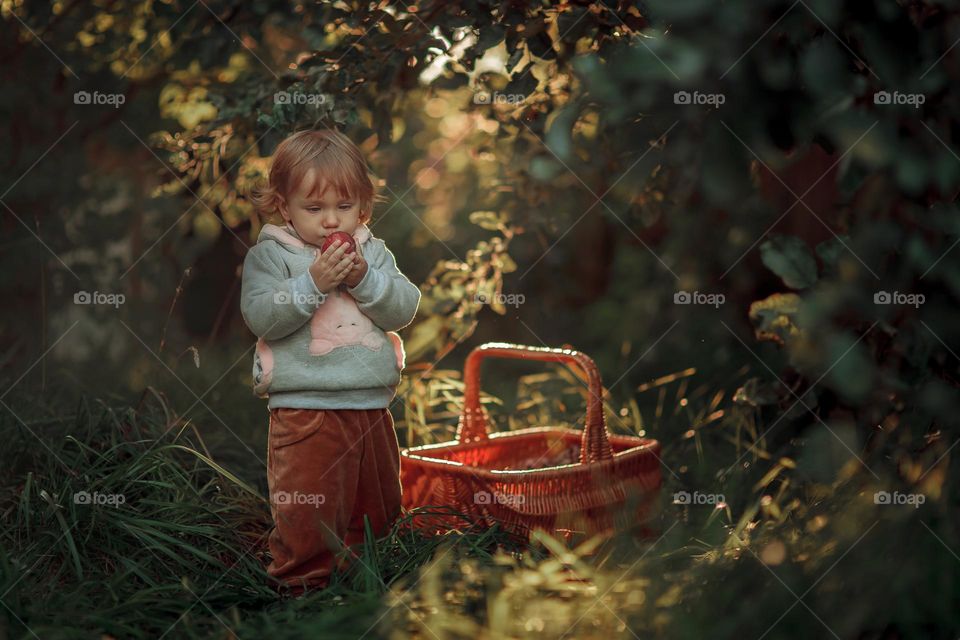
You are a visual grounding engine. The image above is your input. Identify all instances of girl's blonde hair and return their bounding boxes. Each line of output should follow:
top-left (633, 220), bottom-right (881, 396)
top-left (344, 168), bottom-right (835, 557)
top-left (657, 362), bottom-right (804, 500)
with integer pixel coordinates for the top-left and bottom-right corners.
top-left (250, 128), bottom-right (382, 224)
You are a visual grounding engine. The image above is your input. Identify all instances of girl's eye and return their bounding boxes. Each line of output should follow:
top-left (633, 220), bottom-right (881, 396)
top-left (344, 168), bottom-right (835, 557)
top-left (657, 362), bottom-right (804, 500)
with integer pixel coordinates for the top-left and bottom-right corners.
top-left (339, 204), bottom-right (352, 210)
top-left (308, 208), bottom-right (321, 213)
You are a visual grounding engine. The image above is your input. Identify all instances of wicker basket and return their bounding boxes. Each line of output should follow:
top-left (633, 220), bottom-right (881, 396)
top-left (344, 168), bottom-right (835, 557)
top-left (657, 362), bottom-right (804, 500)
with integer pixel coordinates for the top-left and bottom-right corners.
top-left (399, 342), bottom-right (662, 543)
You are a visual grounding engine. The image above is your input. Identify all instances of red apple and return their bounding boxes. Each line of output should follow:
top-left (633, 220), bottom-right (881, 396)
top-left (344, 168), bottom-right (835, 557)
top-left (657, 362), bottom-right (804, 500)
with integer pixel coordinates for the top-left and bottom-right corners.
top-left (320, 231), bottom-right (355, 254)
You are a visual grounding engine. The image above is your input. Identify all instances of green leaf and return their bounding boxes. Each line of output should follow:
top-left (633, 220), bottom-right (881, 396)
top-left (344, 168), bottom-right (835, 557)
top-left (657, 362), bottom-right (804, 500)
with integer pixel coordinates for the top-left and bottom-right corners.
top-left (526, 32), bottom-right (556, 61)
top-left (505, 45), bottom-right (525, 74)
top-left (557, 7), bottom-right (590, 40)
top-left (505, 71), bottom-right (538, 100)
top-left (431, 70), bottom-right (469, 91)
top-left (468, 210), bottom-right (505, 231)
top-left (701, 119), bottom-right (753, 206)
top-left (475, 24), bottom-right (505, 55)
top-left (761, 234), bottom-right (818, 289)
top-left (800, 38), bottom-right (849, 99)
top-left (823, 332), bottom-right (873, 403)
top-left (932, 150), bottom-right (960, 195)
top-left (896, 151), bottom-right (929, 196)
top-left (530, 155), bottom-right (562, 181)
top-left (815, 235), bottom-right (849, 278)
top-left (748, 292), bottom-right (804, 346)
top-left (644, 0), bottom-right (713, 22)
top-left (545, 105), bottom-right (577, 161)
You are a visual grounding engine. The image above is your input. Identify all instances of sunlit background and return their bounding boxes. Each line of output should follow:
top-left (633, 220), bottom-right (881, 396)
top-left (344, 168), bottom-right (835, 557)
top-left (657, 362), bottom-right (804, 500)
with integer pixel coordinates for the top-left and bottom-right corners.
top-left (1, 1), bottom-right (959, 637)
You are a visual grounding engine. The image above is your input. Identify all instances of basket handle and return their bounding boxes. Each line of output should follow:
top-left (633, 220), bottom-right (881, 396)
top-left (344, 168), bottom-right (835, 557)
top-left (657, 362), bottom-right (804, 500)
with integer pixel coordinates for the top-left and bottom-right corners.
top-left (456, 342), bottom-right (614, 463)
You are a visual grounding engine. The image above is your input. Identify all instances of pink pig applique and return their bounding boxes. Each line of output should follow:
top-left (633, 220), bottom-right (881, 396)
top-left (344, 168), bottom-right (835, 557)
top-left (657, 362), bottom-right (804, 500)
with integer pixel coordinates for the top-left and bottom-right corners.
top-left (308, 287), bottom-right (384, 355)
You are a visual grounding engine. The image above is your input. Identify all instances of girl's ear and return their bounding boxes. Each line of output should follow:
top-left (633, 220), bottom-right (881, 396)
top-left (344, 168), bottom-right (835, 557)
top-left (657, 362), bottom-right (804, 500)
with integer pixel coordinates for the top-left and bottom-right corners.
top-left (277, 194), bottom-right (290, 221)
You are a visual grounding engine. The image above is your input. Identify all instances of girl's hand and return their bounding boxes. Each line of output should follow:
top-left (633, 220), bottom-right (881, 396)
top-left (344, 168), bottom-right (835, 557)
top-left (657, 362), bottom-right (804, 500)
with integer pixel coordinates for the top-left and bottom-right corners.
top-left (342, 245), bottom-right (369, 288)
top-left (309, 241), bottom-right (354, 293)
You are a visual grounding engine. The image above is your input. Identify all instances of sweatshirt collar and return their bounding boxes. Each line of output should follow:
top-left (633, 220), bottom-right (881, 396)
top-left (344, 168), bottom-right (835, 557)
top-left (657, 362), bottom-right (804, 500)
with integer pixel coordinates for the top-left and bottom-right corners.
top-left (258, 221), bottom-right (373, 249)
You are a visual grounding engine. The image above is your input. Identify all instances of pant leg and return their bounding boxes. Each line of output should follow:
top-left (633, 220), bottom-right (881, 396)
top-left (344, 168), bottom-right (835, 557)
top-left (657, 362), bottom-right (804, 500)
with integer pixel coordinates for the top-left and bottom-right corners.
top-left (265, 408), bottom-right (361, 590)
top-left (343, 408), bottom-right (403, 549)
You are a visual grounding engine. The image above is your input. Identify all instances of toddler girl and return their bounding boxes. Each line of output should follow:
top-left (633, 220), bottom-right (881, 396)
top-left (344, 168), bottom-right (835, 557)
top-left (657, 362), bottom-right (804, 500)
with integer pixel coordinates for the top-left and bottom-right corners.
top-left (242, 128), bottom-right (420, 596)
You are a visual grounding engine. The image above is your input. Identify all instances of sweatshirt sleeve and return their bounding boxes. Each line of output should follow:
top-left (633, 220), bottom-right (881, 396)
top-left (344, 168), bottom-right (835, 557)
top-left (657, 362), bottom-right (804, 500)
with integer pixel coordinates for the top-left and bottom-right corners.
top-left (346, 238), bottom-right (421, 332)
top-left (240, 242), bottom-right (327, 340)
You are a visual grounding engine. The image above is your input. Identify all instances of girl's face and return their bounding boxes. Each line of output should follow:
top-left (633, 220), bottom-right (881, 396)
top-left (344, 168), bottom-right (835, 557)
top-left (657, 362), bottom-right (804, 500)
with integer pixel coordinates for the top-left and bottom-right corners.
top-left (279, 168), bottom-right (365, 247)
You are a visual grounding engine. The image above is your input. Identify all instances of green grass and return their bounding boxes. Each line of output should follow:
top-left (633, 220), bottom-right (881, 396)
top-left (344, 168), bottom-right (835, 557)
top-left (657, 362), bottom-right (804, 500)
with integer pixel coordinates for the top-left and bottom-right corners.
top-left (0, 391), bottom-right (536, 639)
top-left (1, 387), bottom-right (958, 639)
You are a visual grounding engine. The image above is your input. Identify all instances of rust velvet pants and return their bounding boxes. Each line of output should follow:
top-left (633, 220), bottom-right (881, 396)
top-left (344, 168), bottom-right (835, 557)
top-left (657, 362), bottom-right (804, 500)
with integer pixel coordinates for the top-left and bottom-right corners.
top-left (265, 407), bottom-right (403, 593)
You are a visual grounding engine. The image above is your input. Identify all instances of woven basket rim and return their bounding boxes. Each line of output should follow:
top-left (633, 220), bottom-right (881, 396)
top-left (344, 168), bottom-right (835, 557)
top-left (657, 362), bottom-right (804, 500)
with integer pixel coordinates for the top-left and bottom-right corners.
top-left (400, 425), bottom-right (661, 480)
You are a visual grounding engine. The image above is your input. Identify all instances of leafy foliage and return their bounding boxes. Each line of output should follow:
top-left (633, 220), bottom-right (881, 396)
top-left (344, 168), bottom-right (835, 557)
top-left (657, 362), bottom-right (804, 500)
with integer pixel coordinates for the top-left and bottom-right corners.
top-left (2, 0), bottom-right (960, 637)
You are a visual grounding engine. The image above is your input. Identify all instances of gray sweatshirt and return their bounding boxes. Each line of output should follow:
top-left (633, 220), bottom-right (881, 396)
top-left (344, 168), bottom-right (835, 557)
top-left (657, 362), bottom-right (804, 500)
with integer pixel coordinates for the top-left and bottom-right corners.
top-left (240, 222), bottom-right (421, 409)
